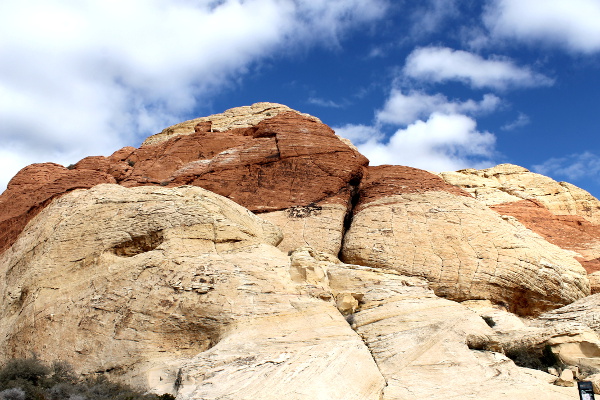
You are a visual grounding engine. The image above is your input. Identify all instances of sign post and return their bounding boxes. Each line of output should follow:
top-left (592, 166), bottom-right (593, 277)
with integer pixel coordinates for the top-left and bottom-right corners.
top-left (579, 381), bottom-right (596, 400)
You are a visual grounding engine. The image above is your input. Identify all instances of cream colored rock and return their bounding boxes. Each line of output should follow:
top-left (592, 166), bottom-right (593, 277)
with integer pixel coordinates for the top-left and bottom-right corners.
top-left (537, 294), bottom-right (600, 336)
top-left (587, 373), bottom-right (600, 394)
top-left (554, 369), bottom-right (575, 387)
top-left (590, 272), bottom-right (600, 294)
top-left (142, 102), bottom-right (322, 146)
top-left (292, 249), bottom-right (576, 400)
top-left (260, 203), bottom-right (348, 255)
top-left (439, 163), bottom-right (600, 223)
top-left (0, 185), bottom-right (387, 399)
top-left (341, 191), bottom-right (589, 315)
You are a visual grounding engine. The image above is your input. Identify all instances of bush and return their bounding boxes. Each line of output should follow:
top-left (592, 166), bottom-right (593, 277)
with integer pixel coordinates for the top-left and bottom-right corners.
top-left (0, 358), bottom-right (174, 400)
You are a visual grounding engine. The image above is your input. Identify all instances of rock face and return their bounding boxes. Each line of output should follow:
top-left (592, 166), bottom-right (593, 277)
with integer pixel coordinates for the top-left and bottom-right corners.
top-left (341, 165), bottom-right (589, 316)
top-left (0, 184), bottom-right (579, 398)
top-left (142, 102), bottom-right (322, 146)
top-left (4, 104), bottom-right (600, 398)
top-left (440, 164), bottom-right (600, 274)
top-left (0, 185), bottom-right (385, 399)
top-left (0, 105), bottom-right (367, 256)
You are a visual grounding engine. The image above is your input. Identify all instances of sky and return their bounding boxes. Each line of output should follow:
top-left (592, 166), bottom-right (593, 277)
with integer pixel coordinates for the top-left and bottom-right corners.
top-left (1, 0), bottom-right (600, 199)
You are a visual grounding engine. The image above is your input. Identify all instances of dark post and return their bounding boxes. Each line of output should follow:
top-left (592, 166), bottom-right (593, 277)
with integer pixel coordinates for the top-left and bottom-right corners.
top-left (578, 381), bottom-right (596, 400)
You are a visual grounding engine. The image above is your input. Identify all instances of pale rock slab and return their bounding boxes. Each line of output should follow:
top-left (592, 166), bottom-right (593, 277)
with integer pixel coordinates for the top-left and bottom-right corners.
top-left (259, 203), bottom-right (348, 255)
top-left (0, 185), bottom-right (386, 399)
top-left (142, 102), bottom-right (322, 146)
top-left (292, 249), bottom-right (576, 400)
top-left (439, 164), bottom-right (600, 223)
top-left (341, 190), bottom-right (589, 315)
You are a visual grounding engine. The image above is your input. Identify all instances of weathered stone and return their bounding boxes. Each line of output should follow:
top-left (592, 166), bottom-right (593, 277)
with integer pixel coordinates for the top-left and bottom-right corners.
top-left (342, 165), bottom-right (589, 315)
top-left (0, 163), bottom-right (115, 254)
top-left (0, 185), bottom-right (388, 398)
top-left (142, 102), bottom-right (322, 146)
top-left (0, 107), bottom-right (367, 257)
top-left (440, 164), bottom-right (600, 273)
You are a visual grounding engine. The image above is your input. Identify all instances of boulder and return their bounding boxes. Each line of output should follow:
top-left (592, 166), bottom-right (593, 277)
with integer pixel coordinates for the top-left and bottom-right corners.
top-left (0, 185), bottom-right (385, 398)
top-left (341, 165), bottom-right (590, 315)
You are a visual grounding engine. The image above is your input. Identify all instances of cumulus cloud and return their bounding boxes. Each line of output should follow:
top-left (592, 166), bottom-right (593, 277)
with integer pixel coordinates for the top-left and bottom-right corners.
top-left (533, 152), bottom-right (600, 182)
top-left (376, 89), bottom-right (500, 126)
top-left (404, 46), bottom-right (554, 89)
top-left (337, 113), bottom-right (496, 171)
top-left (484, 0), bottom-right (600, 53)
top-left (0, 0), bottom-right (388, 193)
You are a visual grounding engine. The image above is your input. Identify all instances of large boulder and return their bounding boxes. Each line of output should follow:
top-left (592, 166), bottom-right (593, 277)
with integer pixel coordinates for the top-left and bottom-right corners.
top-left (341, 165), bottom-right (590, 315)
top-left (0, 184), bottom-right (385, 399)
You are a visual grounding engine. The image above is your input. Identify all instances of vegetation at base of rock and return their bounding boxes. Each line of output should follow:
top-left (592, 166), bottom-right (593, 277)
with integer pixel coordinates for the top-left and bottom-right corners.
top-left (0, 357), bottom-right (175, 400)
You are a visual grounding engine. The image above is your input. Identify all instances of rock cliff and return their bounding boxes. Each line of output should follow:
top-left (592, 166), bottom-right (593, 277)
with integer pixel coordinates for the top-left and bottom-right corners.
top-left (2, 103), bottom-right (600, 398)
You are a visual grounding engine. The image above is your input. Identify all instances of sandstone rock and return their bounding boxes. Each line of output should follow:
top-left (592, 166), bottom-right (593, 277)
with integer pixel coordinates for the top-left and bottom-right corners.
top-left (537, 294), bottom-right (600, 336)
top-left (142, 102), bottom-right (322, 146)
top-left (440, 164), bottom-right (600, 273)
top-left (0, 107), bottom-right (367, 257)
top-left (0, 163), bottom-right (115, 255)
top-left (590, 272), bottom-right (600, 294)
top-left (439, 164), bottom-right (600, 222)
top-left (0, 185), bottom-right (388, 398)
top-left (293, 248), bottom-right (575, 399)
top-left (586, 373), bottom-right (600, 394)
top-left (259, 203), bottom-right (348, 255)
top-left (342, 165), bottom-right (589, 315)
top-left (554, 369), bottom-right (575, 387)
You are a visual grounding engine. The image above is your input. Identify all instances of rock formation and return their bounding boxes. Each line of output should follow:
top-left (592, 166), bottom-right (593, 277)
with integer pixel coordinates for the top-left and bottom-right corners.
top-left (0, 103), bottom-right (367, 257)
top-left (3, 104), bottom-right (600, 397)
top-left (341, 165), bottom-right (589, 316)
top-left (440, 164), bottom-right (600, 276)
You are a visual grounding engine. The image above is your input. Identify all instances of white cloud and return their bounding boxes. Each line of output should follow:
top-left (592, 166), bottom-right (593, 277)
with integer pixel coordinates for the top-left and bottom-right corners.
top-left (409, 0), bottom-right (459, 37)
top-left (533, 152), bottom-right (600, 181)
top-left (337, 113), bottom-right (496, 171)
top-left (501, 113), bottom-right (530, 131)
top-left (404, 46), bottom-right (554, 89)
top-left (307, 97), bottom-right (345, 108)
top-left (376, 89), bottom-right (501, 126)
top-left (484, 0), bottom-right (600, 53)
top-left (0, 0), bottom-right (388, 193)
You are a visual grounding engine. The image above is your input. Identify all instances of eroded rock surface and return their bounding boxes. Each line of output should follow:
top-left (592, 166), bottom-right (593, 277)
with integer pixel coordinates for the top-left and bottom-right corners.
top-left (440, 164), bottom-right (600, 273)
top-left (0, 106), bottom-right (367, 256)
top-left (341, 165), bottom-right (589, 315)
top-left (0, 185), bottom-right (386, 399)
top-left (142, 102), bottom-right (322, 146)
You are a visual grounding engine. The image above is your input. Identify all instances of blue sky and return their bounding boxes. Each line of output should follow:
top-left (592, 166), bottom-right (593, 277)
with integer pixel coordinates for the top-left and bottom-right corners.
top-left (1, 0), bottom-right (600, 198)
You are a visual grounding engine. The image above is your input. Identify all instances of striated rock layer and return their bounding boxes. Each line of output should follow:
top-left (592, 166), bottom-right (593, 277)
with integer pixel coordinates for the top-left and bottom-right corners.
top-left (0, 105), bottom-right (367, 256)
top-left (440, 164), bottom-right (600, 274)
top-left (0, 183), bottom-right (579, 398)
top-left (341, 165), bottom-right (589, 316)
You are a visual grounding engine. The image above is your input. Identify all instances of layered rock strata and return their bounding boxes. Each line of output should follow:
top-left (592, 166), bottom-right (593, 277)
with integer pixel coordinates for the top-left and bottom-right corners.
top-left (0, 183), bottom-right (580, 398)
top-left (440, 164), bottom-right (600, 274)
top-left (0, 105), bottom-right (367, 256)
top-left (341, 165), bottom-right (589, 315)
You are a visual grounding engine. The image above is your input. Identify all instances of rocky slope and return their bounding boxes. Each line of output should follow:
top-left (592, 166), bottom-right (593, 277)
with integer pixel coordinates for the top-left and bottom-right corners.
top-left (2, 103), bottom-right (600, 398)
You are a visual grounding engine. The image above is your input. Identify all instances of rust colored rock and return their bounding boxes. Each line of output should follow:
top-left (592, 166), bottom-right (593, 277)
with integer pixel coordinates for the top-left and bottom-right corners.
top-left (0, 111), bottom-right (367, 255)
top-left (491, 199), bottom-right (600, 273)
top-left (355, 165), bottom-right (471, 211)
top-left (0, 163), bottom-right (115, 254)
